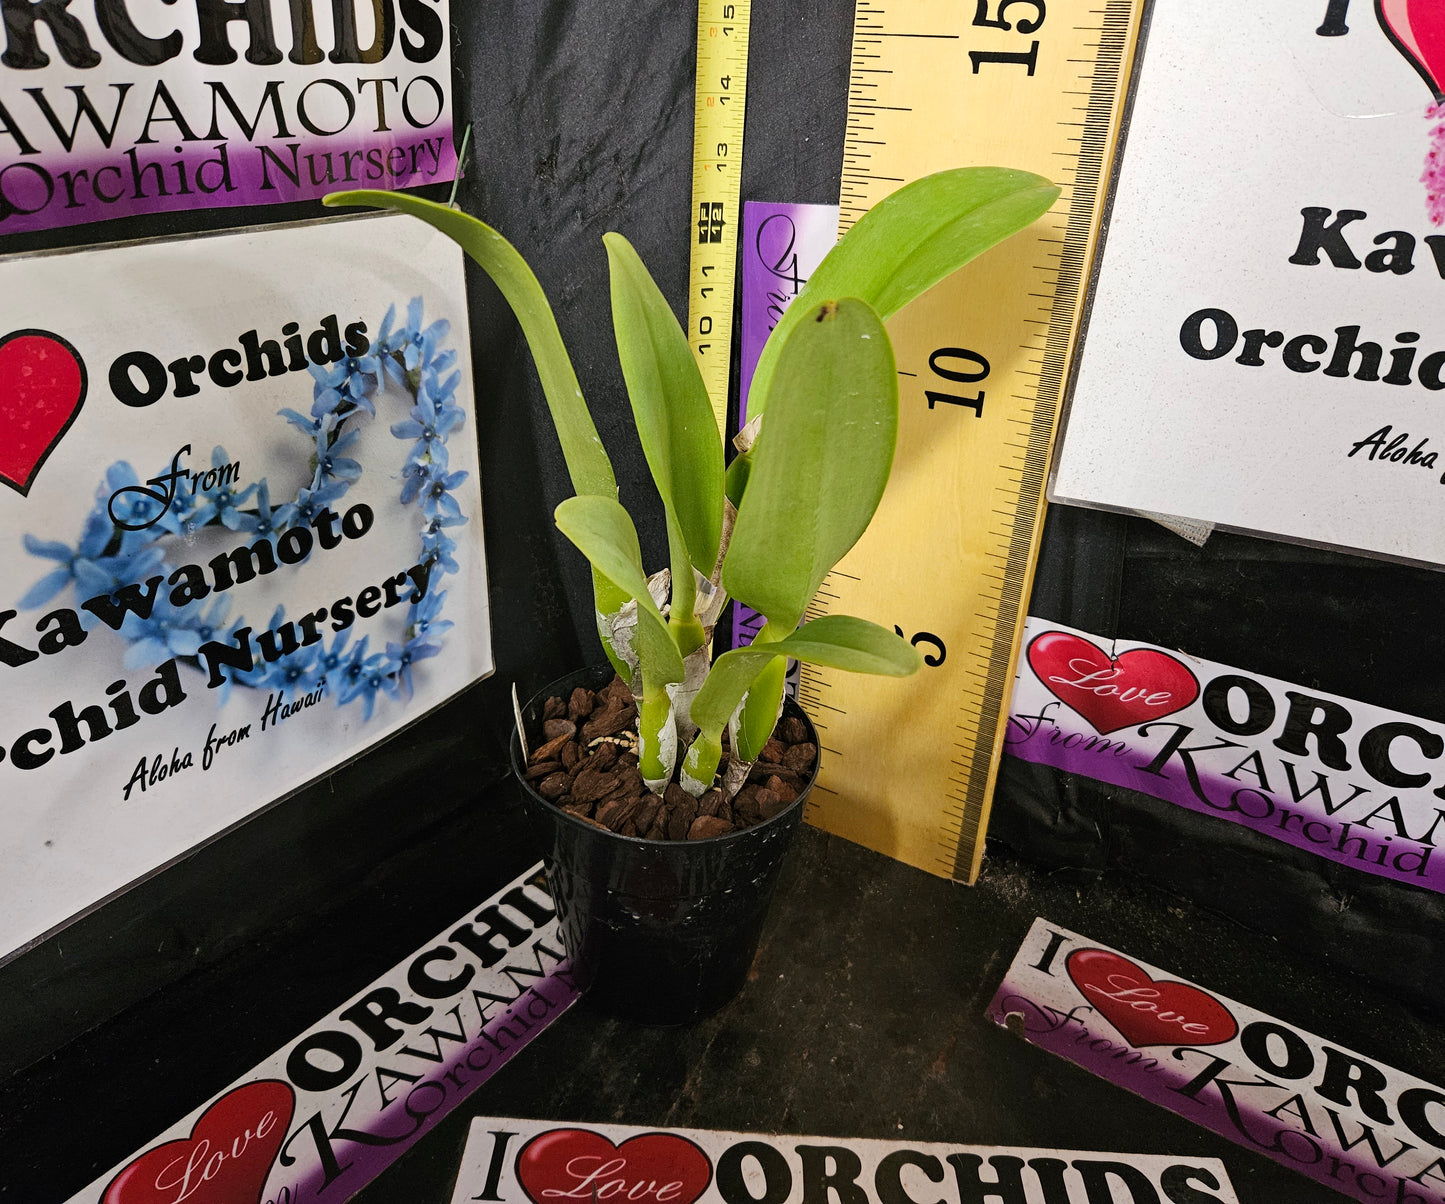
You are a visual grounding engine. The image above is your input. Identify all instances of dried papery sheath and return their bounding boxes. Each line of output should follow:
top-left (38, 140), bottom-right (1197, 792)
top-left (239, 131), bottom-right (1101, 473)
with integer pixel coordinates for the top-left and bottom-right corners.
top-left (721, 753), bottom-right (752, 802)
top-left (601, 604), bottom-right (640, 686)
top-left (668, 646), bottom-right (712, 744)
top-left (693, 572), bottom-right (727, 631)
top-left (734, 412), bottom-right (763, 454)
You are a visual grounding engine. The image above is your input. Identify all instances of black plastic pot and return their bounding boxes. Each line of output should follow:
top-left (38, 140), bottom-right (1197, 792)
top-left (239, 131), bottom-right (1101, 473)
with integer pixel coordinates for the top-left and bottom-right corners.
top-left (511, 665), bottom-right (817, 1025)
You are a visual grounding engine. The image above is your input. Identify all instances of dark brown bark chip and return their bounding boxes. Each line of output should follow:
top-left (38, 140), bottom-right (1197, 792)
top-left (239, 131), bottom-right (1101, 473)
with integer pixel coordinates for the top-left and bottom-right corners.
top-left (590, 741), bottom-right (620, 771)
top-left (664, 783), bottom-right (690, 811)
top-left (583, 700), bottom-right (632, 741)
top-left (542, 718), bottom-right (576, 741)
top-left (543, 695), bottom-right (568, 721)
top-left (524, 760), bottom-right (562, 781)
top-left (717, 799), bottom-right (734, 825)
top-left (782, 742), bottom-right (817, 774)
top-left (781, 716), bottom-right (810, 745)
top-left (568, 687), bottom-right (595, 721)
top-left (538, 773), bottom-right (569, 800)
top-left (562, 801), bottom-right (594, 820)
top-left (531, 733), bottom-right (573, 764)
top-left (572, 766), bottom-right (622, 804)
top-left (618, 819), bottom-right (640, 837)
top-left (767, 767), bottom-right (804, 792)
top-left (765, 774), bottom-right (798, 804)
top-left (619, 752), bottom-right (639, 769)
top-left (758, 738), bottom-right (786, 765)
top-left (561, 741), bottom-right (581, 770)
top-left (635, 794), bottom-right (662, 833)
top-left (666, 797), bottom-right (699, 841)
top-left (734, 786), bottom-right (763, 826)
top-left (759, 791), bottom-right (791, 821)
top-left (697, 788), bottom-right (723, 818)
top-left (596, 796), bottom-right (641, 832)
top-left (644, 814), bottom-right (668, 841)
top-left (688, 815), bottom-right (734, 840)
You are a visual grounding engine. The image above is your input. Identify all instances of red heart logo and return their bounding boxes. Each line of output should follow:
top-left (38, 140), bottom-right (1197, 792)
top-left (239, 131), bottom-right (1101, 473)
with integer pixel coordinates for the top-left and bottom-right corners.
top-left (0, 329), bottom-right (88, 497)
top-left (102, 1080), bottom-right (294, 1204)
top-left (1379, 0), bottom-right (1445, 101)
top-left (517, 1129), bottom-right (713, 1204)
top-left (1067, 948), bottom-right (1238, 1048)
top-left (1026, 631), bottom-right (1199, 735)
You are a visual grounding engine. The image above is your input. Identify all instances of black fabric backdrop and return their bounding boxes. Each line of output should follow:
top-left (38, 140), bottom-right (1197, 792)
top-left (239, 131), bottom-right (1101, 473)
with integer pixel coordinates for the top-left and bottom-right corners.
top-left (1, 0), bottom-right (1442, 1085)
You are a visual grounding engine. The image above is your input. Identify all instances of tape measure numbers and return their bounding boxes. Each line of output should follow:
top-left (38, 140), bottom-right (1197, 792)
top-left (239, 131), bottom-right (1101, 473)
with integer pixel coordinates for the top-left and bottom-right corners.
top-left (797, 0), bottom-right (1147, 883)
top-left (687, 0), bottom-right (751, 437)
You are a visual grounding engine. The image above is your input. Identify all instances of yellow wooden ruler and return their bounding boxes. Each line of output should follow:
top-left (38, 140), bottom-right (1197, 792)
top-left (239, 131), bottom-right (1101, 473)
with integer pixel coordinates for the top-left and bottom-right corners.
top-left (797, 0), bottom-right (1147, 883)
top-left (687, 0), bottom-right (751, 436)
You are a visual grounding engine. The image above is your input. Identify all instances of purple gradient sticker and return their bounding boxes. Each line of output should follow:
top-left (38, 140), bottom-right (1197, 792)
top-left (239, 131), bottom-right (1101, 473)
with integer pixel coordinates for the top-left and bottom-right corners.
top-left (738, 201), bottom-right (838, 416)
top-left (990, 919), bottom-right (1445, 1204)
top-left (0, 131), bottom-right (456, 236)
top-left (1006, 617), bottom-right (1445, 895)
top-left (732, 201), bottom-right (837, 653)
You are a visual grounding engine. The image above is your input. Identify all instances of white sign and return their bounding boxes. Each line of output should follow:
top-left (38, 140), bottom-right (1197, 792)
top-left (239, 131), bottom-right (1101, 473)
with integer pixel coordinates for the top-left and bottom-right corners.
top-left (1052, 0), bottom-right (1445, 565)
top-left (1007, 616), bottom-right (1445, 895)
top-left (66, 866), bottom-right (578, 1204)
top-left (451, 1116), bottom-right (1241, 1204)
top-left (0, 0), bottom-right (454, 234)
top-left (0, 212), bottom-right (492, 960)
top-left (990, 918), bottom-right (1445, 1204)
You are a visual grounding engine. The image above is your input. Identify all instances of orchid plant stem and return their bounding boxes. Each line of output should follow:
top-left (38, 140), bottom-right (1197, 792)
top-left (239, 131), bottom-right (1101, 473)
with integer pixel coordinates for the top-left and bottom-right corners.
top-left (734, 631), bottom-right (788, 763)
top-left (679, 621), bottom-right (787, 796)
top-left (638, 677), bottom-right (677, 788)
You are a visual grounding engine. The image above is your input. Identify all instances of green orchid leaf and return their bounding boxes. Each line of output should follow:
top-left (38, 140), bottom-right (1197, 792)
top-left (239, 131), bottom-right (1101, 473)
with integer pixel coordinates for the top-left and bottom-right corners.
top-left (724, 447), bottom-right (752, 508)
top-left (604, 233), bottom-right (724, 575)
top-left (748, 167), bottom-right (1059, 418)
top-left (723, 297), bottom-right (897, 632)
top-left (691, 616), bottom-right (921, 737)
top-left (324, 190), bottom-right (632, 664)
top-left (554, 495), bottom-right (685, 684)
top-left (324, 189), bottom-right (616, 500)
top-left (734, 654), bottom-right (788, 764)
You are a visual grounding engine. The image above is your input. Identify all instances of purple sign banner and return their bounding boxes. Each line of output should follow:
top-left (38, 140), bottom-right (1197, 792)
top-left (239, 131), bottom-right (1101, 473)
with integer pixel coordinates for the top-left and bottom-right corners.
top-left (0, 0), bottom-right (454, 236)
top-left (65, 865), bottom-right (579, 1204)
top-left (732, 201), bottom-right (837, 654)
top-left (1006, 617), bottom-right (1445, 895)
top-left (990, 919), bottom-right (1445, 1204)
top-left (451, 1115), bottom-right (1240, 1204)
top-left (738, 201), bottom-right (838, 418)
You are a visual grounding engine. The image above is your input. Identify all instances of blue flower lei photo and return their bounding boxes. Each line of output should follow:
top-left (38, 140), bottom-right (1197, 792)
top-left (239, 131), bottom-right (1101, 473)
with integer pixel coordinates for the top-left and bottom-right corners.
top-left (18, 298), bottom-right (467, 723)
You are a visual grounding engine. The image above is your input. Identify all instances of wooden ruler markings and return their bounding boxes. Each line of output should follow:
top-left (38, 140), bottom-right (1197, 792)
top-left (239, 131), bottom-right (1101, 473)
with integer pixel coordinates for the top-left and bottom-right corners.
top-left (797, 0), bottom-right (1146, 884)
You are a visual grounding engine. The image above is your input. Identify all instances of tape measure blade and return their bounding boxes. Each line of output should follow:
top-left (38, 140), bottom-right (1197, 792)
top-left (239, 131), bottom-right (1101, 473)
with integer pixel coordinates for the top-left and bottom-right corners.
top-left (687, 0), bottom-right (752, 439)
top-left (800, 0), bottom-right (1147, 884)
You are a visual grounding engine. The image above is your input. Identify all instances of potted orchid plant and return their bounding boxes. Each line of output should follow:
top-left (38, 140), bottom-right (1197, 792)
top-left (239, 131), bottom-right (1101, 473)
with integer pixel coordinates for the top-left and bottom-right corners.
top-left (325, 168), bottom-right (1057, 1020)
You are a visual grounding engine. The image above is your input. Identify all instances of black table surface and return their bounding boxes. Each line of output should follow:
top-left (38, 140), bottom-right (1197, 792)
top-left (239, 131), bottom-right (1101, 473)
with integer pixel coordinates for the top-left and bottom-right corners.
top-left (5, 791), bottom-right (1438, 1203)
